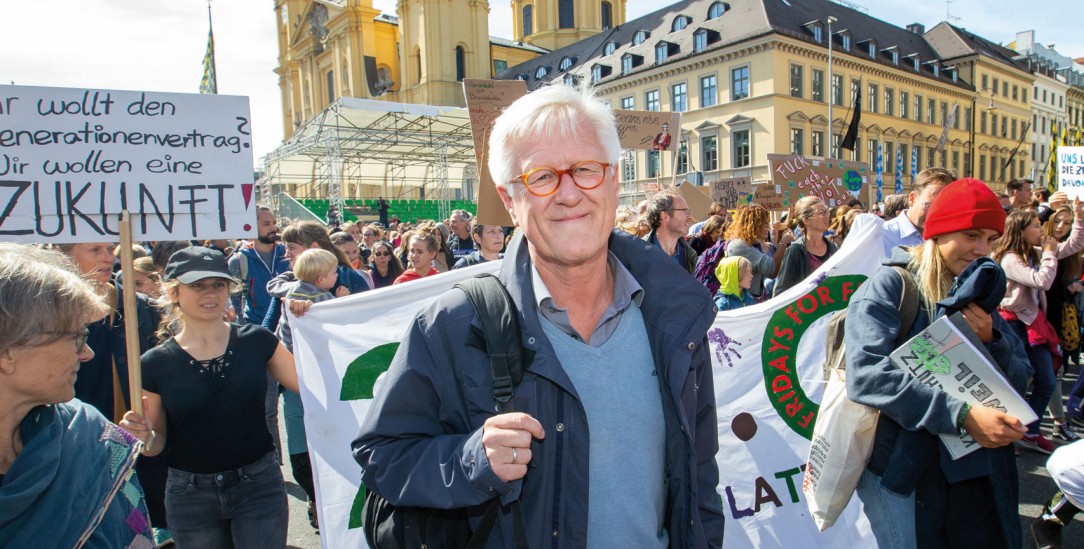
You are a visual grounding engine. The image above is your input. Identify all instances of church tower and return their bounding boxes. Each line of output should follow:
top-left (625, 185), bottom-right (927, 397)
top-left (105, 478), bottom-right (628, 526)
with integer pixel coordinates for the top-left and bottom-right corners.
top-left (512, 0), bottom-right (626, 51)
top-left (396, 0), bottom-right (491, 106)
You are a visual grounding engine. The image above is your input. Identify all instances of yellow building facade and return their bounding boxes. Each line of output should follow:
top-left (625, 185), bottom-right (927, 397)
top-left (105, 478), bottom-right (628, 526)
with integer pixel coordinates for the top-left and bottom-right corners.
top-left (503, 0), bottom-right (1031, 206)
top-left (272, 0), bottom-right (624, 142)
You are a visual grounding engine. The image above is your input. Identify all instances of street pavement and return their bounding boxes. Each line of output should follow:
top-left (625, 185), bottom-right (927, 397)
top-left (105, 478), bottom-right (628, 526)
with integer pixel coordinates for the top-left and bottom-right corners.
top-left (276, 370), bottom-right (1084, 549)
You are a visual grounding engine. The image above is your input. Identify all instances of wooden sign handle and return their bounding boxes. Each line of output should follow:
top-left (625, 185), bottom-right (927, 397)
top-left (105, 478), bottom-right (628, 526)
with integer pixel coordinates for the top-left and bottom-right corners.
top-left (118, 211), bottom-right (143, 417)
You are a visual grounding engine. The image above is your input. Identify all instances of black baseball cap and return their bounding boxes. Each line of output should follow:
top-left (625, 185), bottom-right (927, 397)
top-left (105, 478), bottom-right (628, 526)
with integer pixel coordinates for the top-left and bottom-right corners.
top-left (164, 246), bottom-right (237, 284)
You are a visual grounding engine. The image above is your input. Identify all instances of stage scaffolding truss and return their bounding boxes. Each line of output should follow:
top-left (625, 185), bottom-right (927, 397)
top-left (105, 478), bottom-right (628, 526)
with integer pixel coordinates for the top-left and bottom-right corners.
top-left (259, 97), bottom-right (478, 218)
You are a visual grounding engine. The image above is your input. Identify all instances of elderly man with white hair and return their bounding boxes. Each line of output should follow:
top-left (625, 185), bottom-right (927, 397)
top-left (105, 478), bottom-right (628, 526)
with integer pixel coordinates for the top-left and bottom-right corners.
top-left (353, 85), bottom-right (724, 548)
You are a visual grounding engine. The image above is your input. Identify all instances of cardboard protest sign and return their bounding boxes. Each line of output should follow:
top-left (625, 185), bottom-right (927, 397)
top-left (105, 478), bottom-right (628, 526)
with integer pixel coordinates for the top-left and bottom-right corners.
top-left (751, 182), bottom-right (790, 211)
top-left (614, 110), bottom-right (681, 151)
top-left (767, 154), bottom-right (869, 208)
top-left (1057, 147), bottom-right (1084, 201)
top-left (463, 79), bottom-right (527, 227)
top-left (0, 85), bottom-right (255, 243)
top-left (708, 177), bottom-right (752, 209)
top-left (678, 182), bottom-right (713, 221)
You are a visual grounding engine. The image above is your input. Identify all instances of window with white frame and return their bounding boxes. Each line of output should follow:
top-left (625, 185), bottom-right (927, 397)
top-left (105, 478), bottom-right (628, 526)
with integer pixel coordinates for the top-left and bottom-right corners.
top-left (671, 82), bottom-right (687, 112)
top-left (700, 74), bottom-right (717, 107)
top-left (703, 135), bottom-right (719, 171)
top-left (731, 66), bottom-right (749, 101)
top-left (645, 89), bottom-right (660, 111)
top-left (732, 130), bottom-right (749, 168)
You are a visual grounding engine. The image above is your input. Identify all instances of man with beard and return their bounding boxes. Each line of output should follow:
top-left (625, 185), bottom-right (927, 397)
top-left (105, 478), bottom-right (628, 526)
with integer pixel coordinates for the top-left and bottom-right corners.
top-left (229, 206), bottom-right (291, 325)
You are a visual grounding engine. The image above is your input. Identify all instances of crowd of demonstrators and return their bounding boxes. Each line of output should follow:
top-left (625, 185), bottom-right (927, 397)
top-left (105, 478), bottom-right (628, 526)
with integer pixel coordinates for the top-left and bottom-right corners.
top-left (55, 242), bottom-right (171, 544)
top-left (367, 240), bottom-right (405, 288)
top-left (773, 196), bottom-right (836, 297)
top-left (354, 83), bottom-right (724, 548)
top-left (1043, 205), bottom-right (1084, 448)
top-left (445, 209), bottom-right (476, 258)
top-left (723, 203), bottom-right (791, 301)
top-left (642, 191), bottom-right (698, 274)
top-left (228, 206), bottom-right (290, 326)
top-left (0, 244), bottom-right (152, 548)
top-left (452, 220), bottom-right (505, 269)
top-left (994, 202), bottom-right (1084, 454)
top-left (394, 230), bottom-right (441, 284)
top-left (120, 247), bottom-right (299, 549)
top-left (846, 178), bottom-right (1030, 548)
top-left (688, 214), bottom-right (727, 257)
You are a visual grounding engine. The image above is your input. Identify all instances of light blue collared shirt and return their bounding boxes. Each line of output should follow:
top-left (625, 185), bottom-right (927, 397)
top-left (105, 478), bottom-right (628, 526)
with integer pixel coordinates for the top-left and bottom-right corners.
top-left (882, 210), bottom-right (922, 257)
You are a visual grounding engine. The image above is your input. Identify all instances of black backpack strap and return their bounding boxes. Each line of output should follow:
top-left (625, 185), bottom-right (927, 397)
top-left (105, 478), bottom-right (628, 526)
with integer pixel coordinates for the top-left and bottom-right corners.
top-left (455, 273), bottom-right (530, 549)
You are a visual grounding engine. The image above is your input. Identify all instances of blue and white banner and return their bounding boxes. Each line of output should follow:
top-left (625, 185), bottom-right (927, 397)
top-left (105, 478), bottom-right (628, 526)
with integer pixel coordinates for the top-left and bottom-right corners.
top-left (895, 144), bottom-right (904, 194)
top-left (290, 218), bottom-right (887, 548)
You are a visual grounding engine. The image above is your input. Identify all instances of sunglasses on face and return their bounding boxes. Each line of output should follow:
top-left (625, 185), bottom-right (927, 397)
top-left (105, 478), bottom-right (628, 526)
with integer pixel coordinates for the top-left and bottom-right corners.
top-left (374, 251), bottom-right (391, 257)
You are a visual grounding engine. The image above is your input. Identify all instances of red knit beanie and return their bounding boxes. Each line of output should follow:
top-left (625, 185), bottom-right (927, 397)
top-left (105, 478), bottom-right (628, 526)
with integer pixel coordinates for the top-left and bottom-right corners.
top-left (921, 178), bottom-right (1005, 240)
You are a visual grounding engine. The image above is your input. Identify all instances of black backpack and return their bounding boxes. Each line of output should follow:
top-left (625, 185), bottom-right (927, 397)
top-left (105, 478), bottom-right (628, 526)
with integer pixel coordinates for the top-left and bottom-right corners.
top-left (362, 273), bottom-right (530, 549)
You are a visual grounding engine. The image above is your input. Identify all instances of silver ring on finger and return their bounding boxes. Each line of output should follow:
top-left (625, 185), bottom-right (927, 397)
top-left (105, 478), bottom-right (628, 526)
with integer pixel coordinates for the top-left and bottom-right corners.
top-left (511, 447), bottom-right (518, 465)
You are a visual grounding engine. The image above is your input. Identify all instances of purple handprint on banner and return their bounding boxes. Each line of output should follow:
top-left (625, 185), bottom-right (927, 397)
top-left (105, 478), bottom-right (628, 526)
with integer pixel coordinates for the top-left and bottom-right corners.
top-left (708, 327), bottom-right (743, 368)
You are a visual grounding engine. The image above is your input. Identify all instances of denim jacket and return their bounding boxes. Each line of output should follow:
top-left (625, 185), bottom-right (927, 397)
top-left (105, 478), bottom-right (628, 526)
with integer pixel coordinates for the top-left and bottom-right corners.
top-left (354, 230), bottom-right (724, 548)
top-left (844, 248), bottom-right (1031, 544)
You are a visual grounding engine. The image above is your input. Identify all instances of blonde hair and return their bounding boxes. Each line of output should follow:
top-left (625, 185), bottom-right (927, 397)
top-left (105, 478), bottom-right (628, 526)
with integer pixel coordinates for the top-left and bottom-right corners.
top-left (294, 248), bottom-right (338, 284)
top-left (735, 256), bottom-right (752, 277)
top-left (907, 240), bottom-right (954, 322)
top-left (614, 207), bottom-right (640, 235)
top-left (133, 256), bottom-right (160, 281)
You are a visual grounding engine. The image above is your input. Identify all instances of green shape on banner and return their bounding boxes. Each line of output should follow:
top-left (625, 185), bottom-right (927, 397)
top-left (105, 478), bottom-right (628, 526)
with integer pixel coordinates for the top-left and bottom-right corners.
top-left (844, 169), bottom-right (863, 192)
top-left (340, 342), bottom-right (400, 401)
top-left (349, 484), bottom-right (366, 529)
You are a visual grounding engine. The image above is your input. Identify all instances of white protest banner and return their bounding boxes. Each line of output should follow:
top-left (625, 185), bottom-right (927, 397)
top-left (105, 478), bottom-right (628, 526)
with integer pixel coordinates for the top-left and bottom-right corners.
top-left (290, 218), bottom-right (887, 548)
top-left (1057, 146), bottom-right (1084, 201)
top-left (0, 85), bottom-right (256, 242)
top-left (712, 214), bottom-right (881, 547)
top-left (289, 262), bottom-right (500, 549)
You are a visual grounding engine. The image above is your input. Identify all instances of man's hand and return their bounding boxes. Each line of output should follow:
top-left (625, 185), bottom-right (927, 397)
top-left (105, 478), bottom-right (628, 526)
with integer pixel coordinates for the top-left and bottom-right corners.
top-left (963, 405), bottom-right (1026, 448)
top-left (482, 412), bottom-right (546, 483)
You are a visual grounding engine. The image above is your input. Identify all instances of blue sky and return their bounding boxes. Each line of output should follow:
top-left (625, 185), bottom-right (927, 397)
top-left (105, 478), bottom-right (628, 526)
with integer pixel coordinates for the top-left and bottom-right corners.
top-left (5, 0), bottom-right (1081, 163)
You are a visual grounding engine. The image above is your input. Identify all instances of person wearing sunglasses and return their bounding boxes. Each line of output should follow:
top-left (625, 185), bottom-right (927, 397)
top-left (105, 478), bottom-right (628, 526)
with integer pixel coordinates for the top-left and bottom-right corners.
top-left (367, 240), bottom-right (404, 289)
top-left (355, 85), bottom-right (724, 547)
top-left (0, 243), bottom-right (152, 548)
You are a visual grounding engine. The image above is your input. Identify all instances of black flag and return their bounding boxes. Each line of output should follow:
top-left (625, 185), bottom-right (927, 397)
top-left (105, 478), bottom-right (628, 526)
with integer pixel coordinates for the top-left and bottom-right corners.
top-left (841, 88), bottom-right (861, 151)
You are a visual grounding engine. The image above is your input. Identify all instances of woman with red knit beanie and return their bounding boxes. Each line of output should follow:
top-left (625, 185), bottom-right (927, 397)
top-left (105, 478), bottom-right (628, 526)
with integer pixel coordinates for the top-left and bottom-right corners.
top-left (844, 178), bottom-right (1031, 548)
top-left (993, 198), bottom-right (1084, 455)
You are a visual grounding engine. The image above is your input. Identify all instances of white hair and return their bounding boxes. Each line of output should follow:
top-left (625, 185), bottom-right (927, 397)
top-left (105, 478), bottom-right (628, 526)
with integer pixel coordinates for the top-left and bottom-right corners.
top-left (487, 84), bottom-right (620, 193)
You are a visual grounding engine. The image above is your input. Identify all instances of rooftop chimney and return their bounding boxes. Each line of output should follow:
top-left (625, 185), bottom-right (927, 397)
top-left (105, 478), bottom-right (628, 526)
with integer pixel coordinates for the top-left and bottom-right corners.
top-left (906, 23), bottom-right (925, 35)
